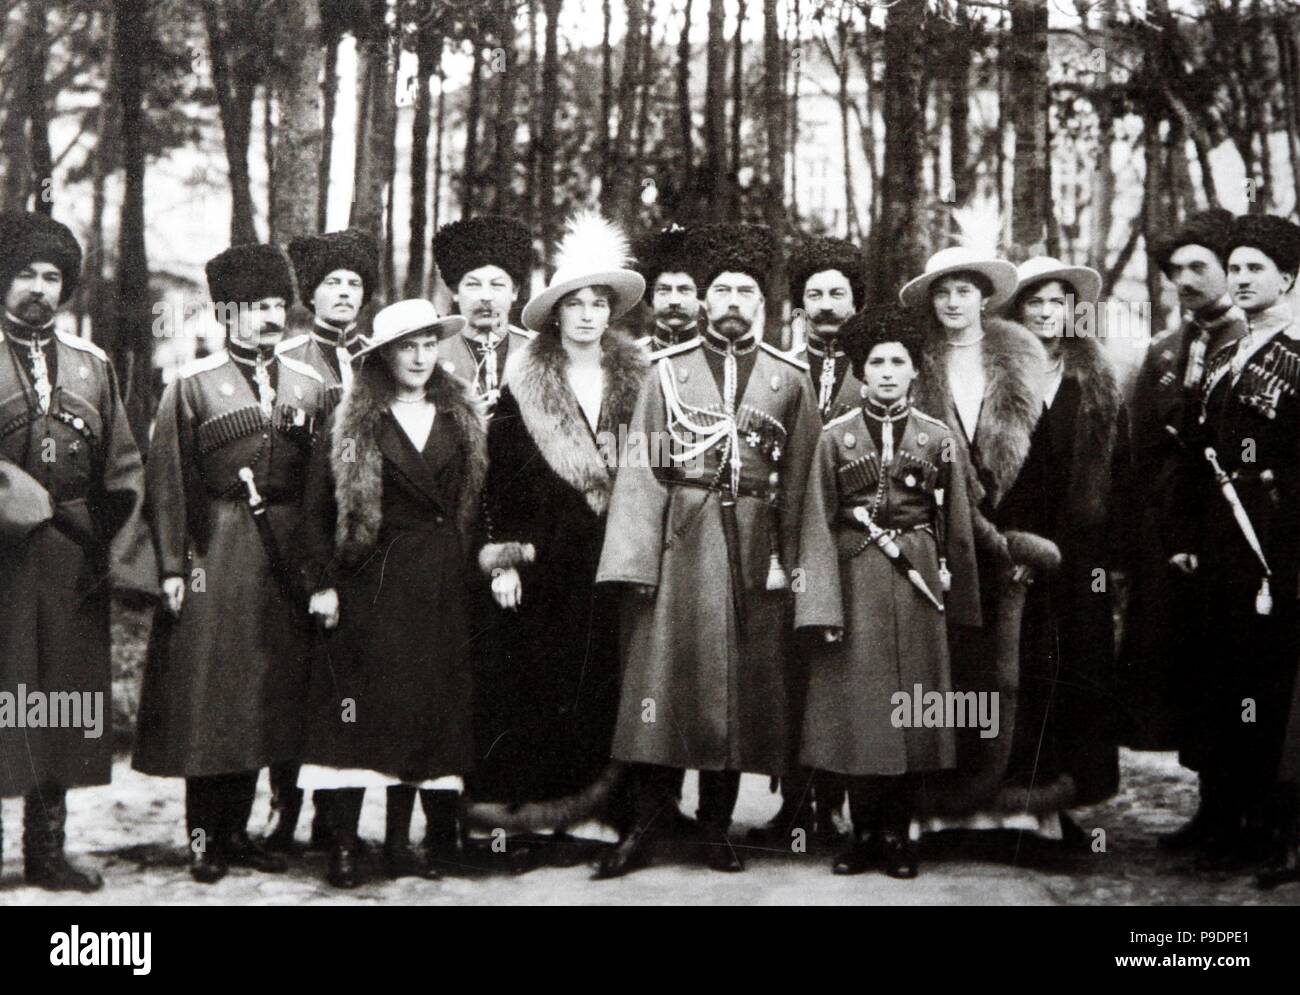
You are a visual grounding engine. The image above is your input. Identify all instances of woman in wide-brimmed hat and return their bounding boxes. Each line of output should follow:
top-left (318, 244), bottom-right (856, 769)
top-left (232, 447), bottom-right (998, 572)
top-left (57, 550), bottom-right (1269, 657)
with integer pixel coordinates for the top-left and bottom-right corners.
top-left (297, 299), bottom-right (488, 888)
top-left (893, 220), bottom-right (1077, 835)
top-left (997, 257), bottom-right (1127, 835)
top-left (467, 211), bottom-right (648, 871)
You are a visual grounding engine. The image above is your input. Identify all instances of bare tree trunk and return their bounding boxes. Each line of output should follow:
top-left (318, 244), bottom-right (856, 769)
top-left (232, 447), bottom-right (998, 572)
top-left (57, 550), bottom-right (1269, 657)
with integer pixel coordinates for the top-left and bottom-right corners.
top-left (263, 87), bottom-right (275, 239)
top-left (382, 22), bottom-right (399, 295)
top-left (704, 0), bottom-right (727, 218)
top-left (459, 35), bottom-right (484, 216)
top-left (1008, 0), bottom-right (1050, 256)
top-left (112, 0), bottom-right (153, 444)
top-left (203, 0), bottom-right (259, 244)
top-left (1276, 16), bottom-right (1300, 218)
top-left (350, 0), bottom-right (395, 244)
top-left (676, 0), bottom-right (694, 199)
top-left (869, 0), bottom-right (924, 304)
top-left (947, 6), bottom-right (971, 209)
top-left (631, 0), bottom-right (656, 216)
top-left (788, 0), bottom-right (800, 219)
top-left (729, 0), bottom-right (745, 217)
top-left (270, 0), bottom-right (323, 246)
top-left (762, 0), bottom-right (786, 342)
top-left (538, 0), bottom-right (561, 276)
top-left (832, 16), bottom-right (857, 239)
top-left (25, 0), bottom-right (51, 214)
top-left (526, 0), bottom-right (540, 234)
top-left (433, 60), bottom-right (446, 235)
top-left (1091, 103), bottom-right (1115, 270)
top-left (492, 3), bottom-right (519, 215)
top-left (318, 16), bottom-right (342, 230)
top-left (406, 23), bottom-right (439, 298)
top-left (599, 0), bottom-right (613, 192)
top-left (602, 0), bottom-right (645, 215)
top-left (85, 7), bottom-right (117, 338)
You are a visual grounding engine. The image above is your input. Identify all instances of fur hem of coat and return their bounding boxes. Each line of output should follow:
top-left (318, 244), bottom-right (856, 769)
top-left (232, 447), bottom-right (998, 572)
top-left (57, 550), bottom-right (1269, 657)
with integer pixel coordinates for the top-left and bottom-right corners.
top-left (329, 362), bottom-right (488, 565)
top-left (504, 328), bottom-right (648, 517)
top-left (477, 541), bottom-right (536, 575)
top-left (912, 316), bottom-right (1045, 510)
top-left (461, 762), bottom-right (624, 832)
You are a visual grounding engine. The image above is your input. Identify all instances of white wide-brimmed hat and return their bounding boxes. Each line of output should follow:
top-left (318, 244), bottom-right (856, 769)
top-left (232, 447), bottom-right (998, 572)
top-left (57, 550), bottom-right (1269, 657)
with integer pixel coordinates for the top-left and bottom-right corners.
top-left (354, 299), bottom-right (466, 358)
top-left (1009, 256), bottom-right (1102, 307)
top-left (898, 246), bottom-right (1019, 310)
top-left (521, 211), bottom-right (646, 331)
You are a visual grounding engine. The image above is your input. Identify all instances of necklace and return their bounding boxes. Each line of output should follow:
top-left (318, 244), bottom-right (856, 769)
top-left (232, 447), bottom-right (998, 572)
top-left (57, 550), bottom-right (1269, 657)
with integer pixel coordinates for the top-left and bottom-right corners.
top-left (393, 393), bottom-right (427, 404)
top-left (947, 333), bottom-right (985, 348)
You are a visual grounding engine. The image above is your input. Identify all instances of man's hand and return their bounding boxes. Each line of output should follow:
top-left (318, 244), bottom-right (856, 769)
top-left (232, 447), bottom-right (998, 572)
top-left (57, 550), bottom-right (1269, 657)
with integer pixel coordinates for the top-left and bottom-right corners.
top-left (1169, 553), bottom-right (1199, 576)
top-left (309, 588), bottom-right (340, 629)
top-left (821, 628), bottom-right (843, 643)
top-left (161, 576), bottom-right (185, 616)
top-left (492, 567), bottom-right (522, 610)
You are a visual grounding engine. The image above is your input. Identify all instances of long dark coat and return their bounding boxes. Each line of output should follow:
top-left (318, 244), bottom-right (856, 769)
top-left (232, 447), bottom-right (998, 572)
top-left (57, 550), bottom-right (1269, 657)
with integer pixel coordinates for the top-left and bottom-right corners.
top-left (996, 337), bottom-right (1127, 808)
top-left (133, 349), bottom-right (329, 778)
top-left (596, 337), bottom-right (821, 777)
top-left (468, 330), bottom-right (647, 826)
top-left (296, 361), bottom-right (486, 781)
top-left (1117, 307), bottom-right (1246, 749)
top-left (0, 326), bottom-right (155, 797)
top-left (794, 406), bottom-right (979, 776)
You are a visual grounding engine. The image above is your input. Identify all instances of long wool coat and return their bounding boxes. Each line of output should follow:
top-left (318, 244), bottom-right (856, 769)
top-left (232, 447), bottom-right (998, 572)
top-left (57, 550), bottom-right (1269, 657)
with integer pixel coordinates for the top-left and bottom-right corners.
top-left (596, 338), bottom-right (821, 776)
top-left (794, 405), bottom-right (979, 776)
top-left (467, 329), bottom-right (647, 828)
top-left (0, 327), bottom-right (155, 798)
top-left (133, 350), bottom-right (329, 778)
top-left (296, 361), bottom-right (486, 782)
top-left (996, 336), bottom-right (1127, 808)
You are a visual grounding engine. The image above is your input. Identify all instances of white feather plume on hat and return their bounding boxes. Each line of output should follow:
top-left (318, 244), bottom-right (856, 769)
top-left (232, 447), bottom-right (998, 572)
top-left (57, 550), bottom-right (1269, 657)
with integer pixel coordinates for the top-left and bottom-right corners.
top-left (949, 202), bottom-right (1005, 258)
top-left (899, 201), bottom-right (1018, 308)
top-left (521, 210), bottom-right (646, 331)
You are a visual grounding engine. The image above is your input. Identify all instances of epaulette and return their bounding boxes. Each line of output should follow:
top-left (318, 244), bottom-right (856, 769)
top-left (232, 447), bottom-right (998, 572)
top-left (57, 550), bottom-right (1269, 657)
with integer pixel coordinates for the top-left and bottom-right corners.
top-left (55, 329), bottom-right (109, 362)
top-left (823, 408), bottom-right (860, 432)
top-left (278, 353), bottom-right (326, 383)
top-left (760, 340), bottom-right (809, 371)
top-left (178, 351), bottom-right (229, 379)
top-left (275, 334), bottom-right (309, 355)
top-left (911, 408), bottom-right (949, 431)
top-left (651, 336), bottom-right (700, 361)
top-left (510, 325), bottom-right (538, 340)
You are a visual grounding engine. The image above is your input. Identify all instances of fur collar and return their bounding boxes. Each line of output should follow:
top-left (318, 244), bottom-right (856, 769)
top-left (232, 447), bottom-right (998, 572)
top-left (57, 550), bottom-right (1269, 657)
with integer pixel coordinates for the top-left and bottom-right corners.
top-left (504, 328), bottom-right (648, 516)
top-left (1059, 335), bottom-right (1122, 527)
top-left (330, 361), bottom-right (487, 565)
top-left (911, 316), bottom-right (1046, 509)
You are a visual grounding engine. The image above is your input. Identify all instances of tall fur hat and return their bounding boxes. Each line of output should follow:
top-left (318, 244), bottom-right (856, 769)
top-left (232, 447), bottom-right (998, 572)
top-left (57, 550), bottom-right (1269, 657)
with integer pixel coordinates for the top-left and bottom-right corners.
top-left (633, 223), bottom-right (701, 303)
top-left (288, 227), bottom-right (379, 308)
top-left (1153, 207), bottom-right (1236, 276)
top-left (788, 235), bottom-right (865, 307)
top-left (694, 223), bottom-right (777, 297)
top-left (432, 214), bottom-right (533, 291)
top-left (841, 303), bottom-right (926, 381)
top-left (0, 211), bottom-right (82, 304)
top-left (1223, 214), bottom-right (1300, 277)
top-left (205, 243), bottom-right (296, 307)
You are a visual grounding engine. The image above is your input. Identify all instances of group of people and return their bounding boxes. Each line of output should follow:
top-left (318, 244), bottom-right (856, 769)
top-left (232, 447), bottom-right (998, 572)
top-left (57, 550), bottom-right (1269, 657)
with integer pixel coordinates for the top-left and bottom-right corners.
top-left (1, 200), bottom-right (1298, 895)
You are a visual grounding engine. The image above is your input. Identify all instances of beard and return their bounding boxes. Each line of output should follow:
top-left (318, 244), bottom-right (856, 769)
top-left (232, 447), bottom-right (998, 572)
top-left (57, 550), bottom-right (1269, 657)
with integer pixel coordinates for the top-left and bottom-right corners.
top-left (12, 296), bottom-right (55, 327)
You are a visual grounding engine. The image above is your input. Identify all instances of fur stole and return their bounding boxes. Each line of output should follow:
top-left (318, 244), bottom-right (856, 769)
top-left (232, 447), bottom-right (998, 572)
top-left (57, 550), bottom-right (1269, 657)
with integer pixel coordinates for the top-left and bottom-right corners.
top-left (503, 327), bottom-right (648, 517)
top-left (329, 361), bottom-right (488, 565)
top-left (911, 316), bottom-right (1046, 510)
top-left (1061, 335), bottom-right (1123, 528)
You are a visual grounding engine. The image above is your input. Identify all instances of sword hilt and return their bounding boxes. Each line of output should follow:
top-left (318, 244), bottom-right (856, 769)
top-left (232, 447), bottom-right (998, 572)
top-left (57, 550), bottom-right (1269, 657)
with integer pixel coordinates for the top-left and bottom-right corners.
top-left (237, 467), bottom-right (265, 510)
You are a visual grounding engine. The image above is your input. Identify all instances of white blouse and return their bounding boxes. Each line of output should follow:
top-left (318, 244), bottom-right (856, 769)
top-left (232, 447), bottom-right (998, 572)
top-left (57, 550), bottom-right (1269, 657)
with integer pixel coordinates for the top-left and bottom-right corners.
top-left (390, 399), bottom-right (436, 451)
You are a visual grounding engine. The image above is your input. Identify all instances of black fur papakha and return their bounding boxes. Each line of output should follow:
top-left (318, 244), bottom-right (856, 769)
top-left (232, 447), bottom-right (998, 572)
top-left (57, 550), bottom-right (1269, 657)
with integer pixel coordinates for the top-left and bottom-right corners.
top-left (788, 235), bottom-right (865, 307)
top-left (205, 243), bottom-right (296, 307)
top-left (288, 228), bottom-right (379, 308)
top-left (1224, 214), bottom-right (1300, 277)
top-left (432, 214), bottom-right (533, 290)
top-left (633, 223), bottom-right (702, 303)
top-left (840, 303), bottom-right (926, 380)
top-left (693, 222), bottom-right (777, 297)
top-left (1151, 207), bottom-right (1236, 276)
top-left (0, 211), bottom-right (82, 304)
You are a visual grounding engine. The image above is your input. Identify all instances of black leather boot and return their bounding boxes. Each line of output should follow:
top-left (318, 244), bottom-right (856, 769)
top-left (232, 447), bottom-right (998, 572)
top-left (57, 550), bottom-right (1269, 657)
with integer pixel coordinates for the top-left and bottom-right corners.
top-left (221, 773), bottom-right (287, 873)
top-left (879, 829), bottom-right (919, 879)
top-left (308, 791), bottom-right (334, 851)
top-left (384, 785), bottom-right (431, 879)
top-left (325, 789), bottom-right (365, 889)
top-left (831, 830), bottom-right (879, 875)
top-left (263, 763), bottom-right (303, 852)
top-left (698, 771), bottom-right (744, 872)
top-left (419, 789), bottom-right (460, 879)
top-left (23, 787), bottom-right (103, 892)
top-left (186, 776), bottom-right (228, 884)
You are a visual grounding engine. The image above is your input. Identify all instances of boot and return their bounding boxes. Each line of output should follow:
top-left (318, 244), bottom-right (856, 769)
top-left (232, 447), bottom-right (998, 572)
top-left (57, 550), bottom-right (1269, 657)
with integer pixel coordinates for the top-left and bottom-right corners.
top-left (263, 763), bottom-right (303, 852)
top-left (831, 829), bottom-right (879, 876)
top-left (308, 791), bottom-right (334, 851)
top-left (595, 822), bottom-right (654, 880)
top-left (186, 776), bottom-right (228, 884)
top-left (698, 771), bottom-right (744, 872)
top-left (419, 789), bottom-right (460, 879)
top-left (384, 785), bottom-right (434, 879)
top-left (23, 787), bottom-right (103, 892)
top-left (879, 829), bottom-right (919, 879)
top-left (325, 789), bottom-right (365, 889)
top-left (221, 773), bottom-right (287, 873)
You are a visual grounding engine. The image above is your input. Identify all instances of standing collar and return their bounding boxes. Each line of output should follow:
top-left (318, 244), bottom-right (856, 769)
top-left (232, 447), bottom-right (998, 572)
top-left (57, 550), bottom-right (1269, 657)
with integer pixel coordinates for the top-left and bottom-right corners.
top-left (702, 322), bottom-right (758, 355)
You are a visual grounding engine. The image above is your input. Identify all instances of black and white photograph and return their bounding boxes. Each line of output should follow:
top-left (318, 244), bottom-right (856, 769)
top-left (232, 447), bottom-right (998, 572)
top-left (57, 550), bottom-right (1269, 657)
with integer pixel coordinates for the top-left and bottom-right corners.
top-left (0, 0), bottom-right (1298, 937)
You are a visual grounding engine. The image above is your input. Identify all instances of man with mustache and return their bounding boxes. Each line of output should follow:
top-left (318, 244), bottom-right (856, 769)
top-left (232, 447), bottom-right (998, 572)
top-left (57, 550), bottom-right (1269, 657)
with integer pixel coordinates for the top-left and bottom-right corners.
top-left (633, 223), bottom-right (703, 352)
top-left (433, 215), bottom-right (536, 414)
top-left (134, 244), bottom-right (331, 884)
top-left (595, 224), bottom-right (820, 877)
top-left (264, 227), bottom-right (379, 852)
top-left (0, 211), bottom-right (154, 891)
top-left (747, 235), bottom-right (868, 851)
top-left (1119, 209), bottom-right (1246, 856)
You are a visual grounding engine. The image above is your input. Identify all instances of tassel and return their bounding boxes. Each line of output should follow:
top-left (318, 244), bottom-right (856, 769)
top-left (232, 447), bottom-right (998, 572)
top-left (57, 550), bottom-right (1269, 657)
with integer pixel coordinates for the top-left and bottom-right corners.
top-left (28, 340), bottom-right (52, 414)
top-left (939, 557), bottom-right (952, 592)
top-left (1256, 576), bottom-right (1273, 616)
top-left (765, 552), bottom-right (789, 592)
top-left (881, 417), bottom-right (894, 466)
top-left (818, 354), bottom-right (836, 416)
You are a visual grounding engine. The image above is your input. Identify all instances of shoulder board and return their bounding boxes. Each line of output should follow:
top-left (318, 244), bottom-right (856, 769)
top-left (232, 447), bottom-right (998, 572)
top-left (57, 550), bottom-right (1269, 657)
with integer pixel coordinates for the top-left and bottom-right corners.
top-left (510, 325), bottom-right (538, 340)
top-left (823, 408), bottom-right (860, 432)
top-left (760, 340), bottom-right (809, 371)
top-left (910, 409), bottom-right (949, 431)
top-left (275, 334), bottom-right (310, 355)
top-left (178, 351), bottom-right (229, 379)
top-left (651, 336), bottom-right (700, 361)
top-left (55, 329), bottom-right (108, 362)
top-left (278, 353), bottom-right (325, 383)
